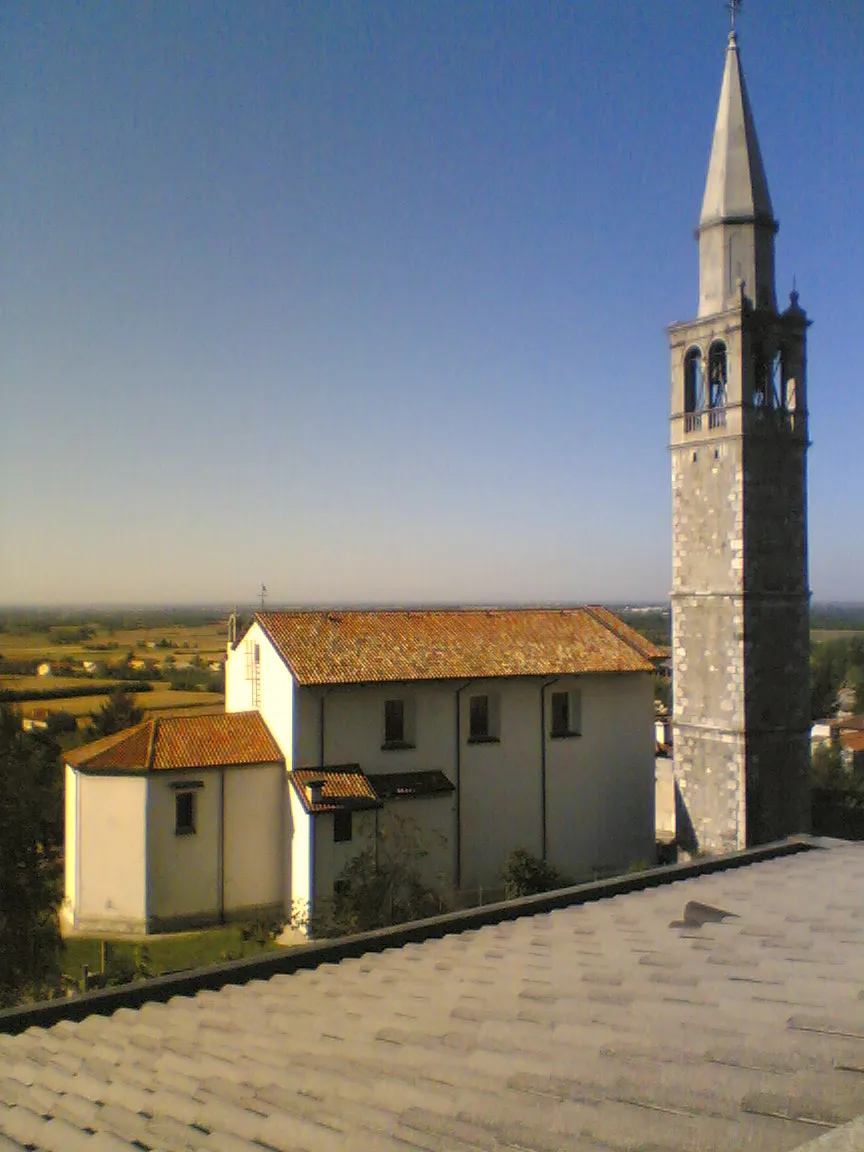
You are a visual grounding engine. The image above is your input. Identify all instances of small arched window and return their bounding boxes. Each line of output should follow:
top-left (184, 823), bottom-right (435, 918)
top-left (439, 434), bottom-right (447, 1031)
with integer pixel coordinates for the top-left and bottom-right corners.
top-left (708, 342), bottom-right (727, 409)
top-left (684, 348), bottom-right (704, 415)
top-left (752, 344), bottom-right (769, 408)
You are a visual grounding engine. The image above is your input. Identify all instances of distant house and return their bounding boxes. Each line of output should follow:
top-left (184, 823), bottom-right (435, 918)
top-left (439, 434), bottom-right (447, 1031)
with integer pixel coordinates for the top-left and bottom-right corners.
top-left (840, 730), bottom-right (864, 772)
top-left (812, 714), bottom-right (864, 751)
top-left (36, 662), bottom-right (52, 677)
top-left (81, 660), bottom-right (99, 674)
top-left (64, 606), bottom-right (662, 935)
top-left (22, 707), bottom-right (52, 732)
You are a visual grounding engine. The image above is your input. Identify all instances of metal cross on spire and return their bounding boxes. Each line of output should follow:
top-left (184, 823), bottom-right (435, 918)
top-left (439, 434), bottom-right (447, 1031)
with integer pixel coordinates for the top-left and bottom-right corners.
top-left (727, 0), bottom-right (743, 32)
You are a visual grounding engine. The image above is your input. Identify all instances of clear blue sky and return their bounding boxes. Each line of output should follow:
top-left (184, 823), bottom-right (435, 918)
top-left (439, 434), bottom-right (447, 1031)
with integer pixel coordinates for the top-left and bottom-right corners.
top-left (3, 1), bottom-right (862, 607)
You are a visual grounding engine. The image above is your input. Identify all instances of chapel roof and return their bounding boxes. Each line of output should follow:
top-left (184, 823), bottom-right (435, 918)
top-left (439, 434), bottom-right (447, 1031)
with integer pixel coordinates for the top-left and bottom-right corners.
top-left (66, 711), bottom-right (283, 772)
top-left (252, 606), bottom-right (662, 685)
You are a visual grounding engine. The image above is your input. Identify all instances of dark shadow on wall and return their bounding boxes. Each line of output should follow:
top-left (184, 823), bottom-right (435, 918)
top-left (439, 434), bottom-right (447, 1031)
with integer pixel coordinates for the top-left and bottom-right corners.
top-left (675, 780), bottom-right (698, 854)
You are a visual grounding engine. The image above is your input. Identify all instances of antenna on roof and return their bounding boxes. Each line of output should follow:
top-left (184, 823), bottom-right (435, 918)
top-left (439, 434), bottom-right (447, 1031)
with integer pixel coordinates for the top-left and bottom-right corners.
top-left (726, 0), bottom-right (742, 32)
top-left (259, 583), bottom-right (267, 611)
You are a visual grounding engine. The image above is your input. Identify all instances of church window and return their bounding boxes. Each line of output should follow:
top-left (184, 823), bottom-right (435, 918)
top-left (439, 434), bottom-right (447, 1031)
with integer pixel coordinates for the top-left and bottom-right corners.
top-left (550, 689), bottom-right (581, 738)
top-left (175, 791), bottom-right (196, 836)
top-left (384, 699), bottom-right (404, 744)
top-left (708, 342), bottom-right (727, 407)
top-left (382, 698), bottom-right (415, 748)
top-left (684, 348), bottom-right (704, 431)
top-left (333, 810), bottom-right (353, 843)
top-left (752, 344), bottom-right (769, 408)
top-left (468, 694), bottom-right (500, 742)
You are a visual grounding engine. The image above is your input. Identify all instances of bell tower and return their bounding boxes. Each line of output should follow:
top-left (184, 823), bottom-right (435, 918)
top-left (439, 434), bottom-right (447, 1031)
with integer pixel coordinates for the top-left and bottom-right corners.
top-left (669, 25), bottom-right (811, 853)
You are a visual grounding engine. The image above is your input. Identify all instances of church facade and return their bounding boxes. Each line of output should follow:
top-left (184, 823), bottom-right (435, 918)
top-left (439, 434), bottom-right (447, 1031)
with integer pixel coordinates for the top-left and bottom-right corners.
top-left (669, 29), bottom-right (811, 852)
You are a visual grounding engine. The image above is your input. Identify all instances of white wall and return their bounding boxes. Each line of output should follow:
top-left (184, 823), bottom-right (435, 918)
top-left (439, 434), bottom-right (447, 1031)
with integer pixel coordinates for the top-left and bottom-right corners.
top-left (289, 786), bottom-right (311, 925)
top-left (63, 764), bottom-right (78, 921)
top-left (312, 809), bottom-right (378, 920)
top-left (76, 773), bottom-right (148, 932)
top-left (546, 674), bottom-right (655, 880)
top-left (225, 623), bottom-right (295, 768)
top-left (147, 772), bottom-right (220, 925)
top-left (380, 796), bottom-right (454, 897)
top-left (223, 764), bottom-right (284, 915)
top-left (296, 681), bottom-right (455, 774)
top-left (295, 673), bottom-right (655, 894)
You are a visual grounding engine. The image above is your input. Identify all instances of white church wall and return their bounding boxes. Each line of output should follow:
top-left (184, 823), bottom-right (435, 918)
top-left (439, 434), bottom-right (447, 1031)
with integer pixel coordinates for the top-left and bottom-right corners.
top-left (147, 771), bottom-right (220, 928)
top-left (75, 772), bottom-right (148, 933)
top-left (546, 673), bottom-right (655, 880)
top-left (296, 681), bottom-right (455, 775)
top-left (223, 764), bottom-right (285, 918)
top-left (225, 623), bottom-right (295, 769)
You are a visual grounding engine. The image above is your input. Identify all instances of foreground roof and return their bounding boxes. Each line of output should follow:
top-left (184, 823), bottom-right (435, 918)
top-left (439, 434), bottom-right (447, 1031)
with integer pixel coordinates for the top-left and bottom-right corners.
top-left (3, 841), bottom-right (864, 1150)
top-left (254, 606), bottom-right (660, 685)
top-left (66, 711), bottom-right (283, 772)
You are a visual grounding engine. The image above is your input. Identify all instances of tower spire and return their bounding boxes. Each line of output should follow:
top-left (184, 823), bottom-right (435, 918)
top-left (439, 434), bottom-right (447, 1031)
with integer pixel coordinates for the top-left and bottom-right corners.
top-left (697, 26), bottom-right (778, 315)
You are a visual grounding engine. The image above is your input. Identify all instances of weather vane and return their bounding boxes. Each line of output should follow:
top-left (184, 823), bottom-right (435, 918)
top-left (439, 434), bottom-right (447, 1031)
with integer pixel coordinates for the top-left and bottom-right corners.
top-left (727, 0), bottom-right (743, 31)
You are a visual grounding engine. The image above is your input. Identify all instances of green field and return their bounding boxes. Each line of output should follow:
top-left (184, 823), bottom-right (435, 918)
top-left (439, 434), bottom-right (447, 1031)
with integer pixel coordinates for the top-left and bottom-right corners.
top-left (61, 925), bottom-right (290, 987)
top-left (811, 630), bottom-right (864, 644)
top-left (0, 615), bottom-right (231, 725)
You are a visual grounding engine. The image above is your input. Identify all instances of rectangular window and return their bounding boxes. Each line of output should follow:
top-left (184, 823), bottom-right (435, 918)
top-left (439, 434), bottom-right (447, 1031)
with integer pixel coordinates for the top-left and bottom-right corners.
top-left (383, 698), bottom-right (415, 748)
top-left (468, 694), bottom-right (499, 742)
top-left (333, 810), bottom-right (353, 843)
top-left (384, 699), bottom-right (405, 745)
top-left (550, 689), bottom-right (581, 738)
top-left (175, 791), bottom-right (196, 836)
top-left (551, 691), bottom-right (569, 736)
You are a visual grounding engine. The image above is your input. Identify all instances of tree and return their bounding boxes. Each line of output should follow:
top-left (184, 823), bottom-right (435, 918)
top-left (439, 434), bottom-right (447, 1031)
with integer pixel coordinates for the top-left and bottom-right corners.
top-left (502, 848), bottom-right (567, 899)
top-left (89, 687), bottom-right (143, 738)
top-left (0, 707), bottom-right (63, 1006)
top-left (302, 815), bottom-right (448, 938)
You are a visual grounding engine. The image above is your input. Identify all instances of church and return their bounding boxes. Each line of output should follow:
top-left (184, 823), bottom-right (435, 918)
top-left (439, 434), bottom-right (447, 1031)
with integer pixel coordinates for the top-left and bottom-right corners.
top-left (60, 21), bottom-right (811, 936)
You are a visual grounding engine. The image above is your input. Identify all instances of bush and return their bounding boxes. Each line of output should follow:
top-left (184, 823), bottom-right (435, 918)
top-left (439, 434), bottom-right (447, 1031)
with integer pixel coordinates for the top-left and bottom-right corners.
top-left (502, 848), bottom-right (568, 899)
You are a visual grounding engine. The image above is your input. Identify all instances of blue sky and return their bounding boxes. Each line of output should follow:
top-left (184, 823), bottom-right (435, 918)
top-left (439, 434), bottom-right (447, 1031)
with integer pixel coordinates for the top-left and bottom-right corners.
top-left (3, 1), bottom-right (862, 607)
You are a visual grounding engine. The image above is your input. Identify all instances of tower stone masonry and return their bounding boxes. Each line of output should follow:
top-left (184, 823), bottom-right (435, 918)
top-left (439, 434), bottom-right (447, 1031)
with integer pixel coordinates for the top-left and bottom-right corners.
top-left (669, 29), bottom-right (811, 853)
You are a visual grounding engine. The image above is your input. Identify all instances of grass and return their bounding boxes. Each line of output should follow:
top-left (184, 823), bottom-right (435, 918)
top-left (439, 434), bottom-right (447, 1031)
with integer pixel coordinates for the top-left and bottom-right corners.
top-left (811, 630), bottom-right (864, 643)
top-left (2, 686), bottom-right (223, 723)
top-left (61, 924), bottom-right (289, 983)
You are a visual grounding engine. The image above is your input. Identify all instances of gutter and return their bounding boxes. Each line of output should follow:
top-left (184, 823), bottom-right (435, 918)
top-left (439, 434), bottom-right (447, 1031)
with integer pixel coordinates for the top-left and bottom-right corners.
top-left (454, 680), bottom-right (475, 890)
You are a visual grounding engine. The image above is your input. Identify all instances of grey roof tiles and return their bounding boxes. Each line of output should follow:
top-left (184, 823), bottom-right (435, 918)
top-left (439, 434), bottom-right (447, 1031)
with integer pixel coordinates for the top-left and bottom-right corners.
top-left (3, 842), bottom-right (864, 1149)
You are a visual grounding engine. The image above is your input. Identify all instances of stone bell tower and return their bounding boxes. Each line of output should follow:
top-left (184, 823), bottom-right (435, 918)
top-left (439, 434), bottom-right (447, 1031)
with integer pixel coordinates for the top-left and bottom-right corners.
top-left (669, 26), bottom-right (811, 853)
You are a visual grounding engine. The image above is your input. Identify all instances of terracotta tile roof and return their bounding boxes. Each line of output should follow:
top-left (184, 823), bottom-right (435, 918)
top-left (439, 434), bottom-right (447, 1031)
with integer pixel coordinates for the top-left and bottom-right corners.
top-left (583, 605), bottom-right (669, 661)
top-left (840, 730), bottom-right (864, 754)
top-left (66, 712), bottom-right (282, 772)
top-left (290, 766), bottom-right (382, 814)
top-left (368, 770), bottom-right (455, 800)
top-left (254, 607), bottom-right (656, 685)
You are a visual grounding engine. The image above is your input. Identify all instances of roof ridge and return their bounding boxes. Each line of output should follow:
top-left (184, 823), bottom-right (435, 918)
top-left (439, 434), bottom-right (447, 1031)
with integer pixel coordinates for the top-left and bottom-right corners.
top-left (583, 605), bottom-right (661, 663)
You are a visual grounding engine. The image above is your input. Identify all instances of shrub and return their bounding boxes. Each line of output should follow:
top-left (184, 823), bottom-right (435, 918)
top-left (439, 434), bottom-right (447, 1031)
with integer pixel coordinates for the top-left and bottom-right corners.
top-left (502, 848), bottom-right (568, 899)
